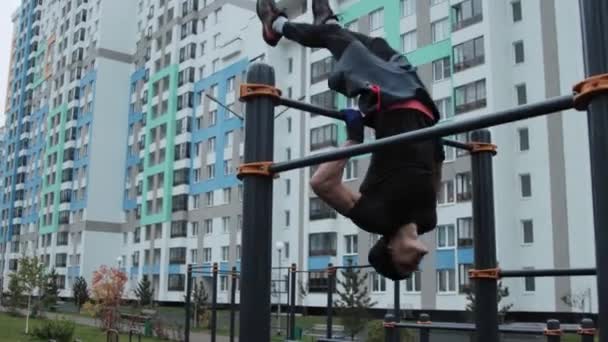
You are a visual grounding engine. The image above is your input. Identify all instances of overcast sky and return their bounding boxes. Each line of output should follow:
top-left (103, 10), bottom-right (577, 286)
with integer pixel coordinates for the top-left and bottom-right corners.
top-left (0, 0), bottom-right (22, 125)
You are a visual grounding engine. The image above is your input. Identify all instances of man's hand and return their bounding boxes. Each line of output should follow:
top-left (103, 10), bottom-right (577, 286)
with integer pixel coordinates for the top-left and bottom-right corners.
top-left (342, 108), bottom-right (364, 143)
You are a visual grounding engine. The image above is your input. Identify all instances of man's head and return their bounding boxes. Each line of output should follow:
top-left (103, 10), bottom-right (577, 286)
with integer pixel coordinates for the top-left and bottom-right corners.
top-left (368, 223), bottom-right (428, 280)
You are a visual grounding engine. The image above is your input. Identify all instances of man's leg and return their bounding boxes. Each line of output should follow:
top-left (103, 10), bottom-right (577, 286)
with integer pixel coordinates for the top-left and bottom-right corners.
top-left (278, 21), bottom-right (356, 60)
top-left (347, 30), bottom-right (400, 61)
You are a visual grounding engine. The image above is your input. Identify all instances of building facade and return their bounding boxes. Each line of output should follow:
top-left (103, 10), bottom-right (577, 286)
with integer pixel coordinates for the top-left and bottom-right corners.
top-left (0, 0), bottom-right (598, 314)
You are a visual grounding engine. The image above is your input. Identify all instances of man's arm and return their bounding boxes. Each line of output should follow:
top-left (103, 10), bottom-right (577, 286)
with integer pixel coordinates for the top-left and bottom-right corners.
top-left (310, 140), bottom-right (361, 215)
top-left (310, 109), bottom-right (365, 216)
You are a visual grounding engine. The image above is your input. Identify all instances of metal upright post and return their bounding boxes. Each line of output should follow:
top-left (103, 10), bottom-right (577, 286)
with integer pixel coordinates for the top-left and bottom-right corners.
top-left (239, 63), bottom-right (276, 342)
top-left (211, 263), bottom-right (218, 342)
top-left (470, 130), bottom-right (499, 342)
top-left (419, 313), bottom-right (431, 342)
top-left (326, 264), bottom-right (335, 339)
top-left (578, 2), bottom-right (608, 341)
top-left (289, 263), bottom-right (297, 340)
top-left (230, 267), bottom-right (237, 342)
top-left (384, 313), bottom-right (396, 342)
top-left (545, 319), bottom-right (561, 342)
top-left (184, 264), bottom-right (192, 342)
top-left (393, 280), bottom-right (401, 342)
top-left (579, 318), bottom-right (596, 342)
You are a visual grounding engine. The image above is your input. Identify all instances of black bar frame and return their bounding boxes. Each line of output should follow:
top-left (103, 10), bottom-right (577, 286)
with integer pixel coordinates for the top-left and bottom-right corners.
top-left (239, 63), bottom-right (275, 342)
top-left (184, 264), bottom-right (192, 342)
top-left (470, 130), bottom-right (499, 342)
top-left (230, 266), bottom-right (237, 342)
top-left (579, 2), bottom-right (608, 341)
top-left (211, 263), bottom-right (218, 342)
top-left (500, 268), bottom-right (597, 278)
top-left (289, 263), bottom-right (297, 340)
top-left (326, 264), bottom-right (335, 339)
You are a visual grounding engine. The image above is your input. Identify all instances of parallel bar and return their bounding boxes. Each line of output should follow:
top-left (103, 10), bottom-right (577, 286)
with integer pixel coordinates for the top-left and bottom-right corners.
top-left (271, 95), bottom-right (574, 173)
top-left (393, 281), bottom-right (401, 342)
top-left (579, 1), bottom-right (608, 341)
top-left (500, 268), bottom-right (597, 278)
top-left (394, 322), bottom-right (580, 335)
top-left (184, 265), bottom-right (192, 342)
top-left (239, 63), bottom-right (275, 342)
top-left (211, 264), bottom-right (218, 342)
top-left (279, 96), bottom-right (469, 151)
top-left (471, 130), bottom-right (499, 342)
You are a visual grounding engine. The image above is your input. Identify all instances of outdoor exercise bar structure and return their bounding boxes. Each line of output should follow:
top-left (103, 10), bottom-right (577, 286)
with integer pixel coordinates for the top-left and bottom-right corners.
top-left (195, 2), bottom-right (608, 341)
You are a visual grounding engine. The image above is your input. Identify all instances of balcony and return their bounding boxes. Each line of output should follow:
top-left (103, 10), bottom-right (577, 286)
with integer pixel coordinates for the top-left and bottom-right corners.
top-left (453, 56), bottom-right (485, 73)
top-left (452, 14), bottom-right (483, 32)
top-left (455, 99), bottom-right (486, 115)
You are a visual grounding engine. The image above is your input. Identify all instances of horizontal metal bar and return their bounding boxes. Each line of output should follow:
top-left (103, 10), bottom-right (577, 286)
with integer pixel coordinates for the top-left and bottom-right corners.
top-left (500, 268), bottom-right (596, 278)
top-left (395, 322), bottom-right (579, 335)
top-left (271, 95), bottom-right (575, 173)
top-left (279, 97), bottom-right (470, 151)
top-left (293, 265), bottom-right (373, 273)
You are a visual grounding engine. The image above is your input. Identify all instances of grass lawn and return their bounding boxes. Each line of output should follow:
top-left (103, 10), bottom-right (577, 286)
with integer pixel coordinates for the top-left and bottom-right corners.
top-left (0, 313), bottom-right (160, 342)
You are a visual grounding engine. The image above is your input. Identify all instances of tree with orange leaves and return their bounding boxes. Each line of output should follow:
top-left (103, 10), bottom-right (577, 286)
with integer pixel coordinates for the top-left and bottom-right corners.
top-left (88, 265), bottom-right (127, 331)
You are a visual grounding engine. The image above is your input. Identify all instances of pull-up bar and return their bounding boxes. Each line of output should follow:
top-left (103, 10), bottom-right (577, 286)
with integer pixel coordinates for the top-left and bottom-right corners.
top-left (270, 95), bottom-right (575, 173)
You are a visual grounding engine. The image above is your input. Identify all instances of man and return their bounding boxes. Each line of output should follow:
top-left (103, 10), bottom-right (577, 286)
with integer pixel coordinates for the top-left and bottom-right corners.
top-left (256, 0), bottom-right (444, 280)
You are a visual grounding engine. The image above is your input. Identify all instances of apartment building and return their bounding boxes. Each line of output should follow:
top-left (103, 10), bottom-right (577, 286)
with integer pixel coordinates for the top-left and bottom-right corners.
top-left (0, 0), bottom-right (597, 314)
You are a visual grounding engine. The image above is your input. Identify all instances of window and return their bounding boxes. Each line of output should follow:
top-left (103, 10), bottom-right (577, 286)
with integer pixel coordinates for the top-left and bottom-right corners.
top-left (191, 249), bottom-right (198, 263)
top-left (438, 180), bottom-right (455, 204)
top-left (285, 210), bottom-right (290, 227)
top-left (222, 216), bottom-right (230, 233)
top-left (287, 117), bottom-right (292, 133)
top-left (205, 191), bottom-right (214, 206)
top-left (516, 84), bottom-right (527, 105)
top-left (309, 272), bottom-right (330, 293)
top-left (192, 222), bottom-right (199, 236)
top-left (457, 217), bottom-right (473, 247)
top-left (458, 264), bottom-right (473, 293)
top-left (236, 245), bottom-right (241, 260)
top-left (169, 247), bottom-right (187, 264)
top-left (453, 36), bottom-right (484, 72)
top-left (401, 0), bottom-right (415, 17)
top-left (310, 57), bottom-right (335, 84)
top-left (452, 0), bottom-right (483, 31)
top-left (311, 90), bottom-right (337, 110)
top-left (431, 18), bottom-right (450, 43)
top-left (520, 174), bottom-right (532, 198)
top-left (435, 97), bottom-right (453, 121)
top-left (207, 137), bottom-right (216, 152)
top-left (168, 274), bottom-right (185, 291)
top-left (285, 179), bottom-right (291, 195)
top-left (437, 224), bottom-right (455, 248)
top-left (372, 272), bottom-right (387, 292)
top-left (57, 232), bottom-right (69, 246)
top-left (220, 275), bottom-right (229, 291)
top-left (223, 188), bottom-right (231, 204)
top-left (345, 235), bottom-right (358, 255)
top-left (309, 197), bottom-right (337, 220)
top-left (170, 221), bottom-right (188, 238)
top-left (288, 58), bottom-right (293, 73)
top-left (55, 253), bottom-right (67, 267)
top-left (344, 159), bottom-right (358, 180)
top-left (512, 0), bottom-right (522, 22)
top-left (286, 148), bottom-right (292, 161)
top-left (456, 172), bottom-right (472, 201)
top-left (203, 248), bottom-right (212, 262)
top-left (310, 124), bottom-right (338, 150)
top-left (227, 76), bottom-right (236, 92)
top-left (518, 127), bottom-right (529, 151)
top-left (522, 220), bottom-right (534, 244)
top-left (524, 267), bottom-right (535, 292)
top-left (224, 159), bottom-right (233, 175)
top-left (192, 195), bottom-right (200, 209)
top-left (134, 227), bottom-right (141, 243)
top-left (206, 164), bottom-right (215, 179)
top-left (437, 269), bottom-right (456, 293)
top-left (514, 41), bottom-right (525, 64)
top-left (369, 9), bottom-right (384, 31)
top-left (401, 30), bottom-right (417, 53)
top-left (455, 79), bottom-right (486, 114)
top-left (309, 232), bottom-right (337, 256)
top-left (221, 246), bottom-right (229, 261)
top-left (405, 271), bottom-right (421, 292)
top-left (432, 57), bottom-right (451, 82)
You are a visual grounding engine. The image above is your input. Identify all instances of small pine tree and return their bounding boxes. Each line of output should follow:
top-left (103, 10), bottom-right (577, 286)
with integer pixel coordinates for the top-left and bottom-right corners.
top-left (42, 268), bottom-right (59, 311)
top-left (6, 273), bottom-right (24, 313)
top-left (334, 267), bottom-right (377, 340)
top-left (135, 277), bottom-right (154, 307)
top-left (72, 276), bottom-right (89, 313)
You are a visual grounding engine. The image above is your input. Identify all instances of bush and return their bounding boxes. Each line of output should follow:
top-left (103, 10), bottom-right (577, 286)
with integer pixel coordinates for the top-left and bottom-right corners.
top-left (32, 319), bottom-right (76, 342)
top-left (366, 320), bottom-right (415, 342)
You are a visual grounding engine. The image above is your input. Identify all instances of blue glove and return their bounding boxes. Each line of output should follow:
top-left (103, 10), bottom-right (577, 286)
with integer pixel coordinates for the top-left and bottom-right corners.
top-left (342, 108), bottom-right (364, 143)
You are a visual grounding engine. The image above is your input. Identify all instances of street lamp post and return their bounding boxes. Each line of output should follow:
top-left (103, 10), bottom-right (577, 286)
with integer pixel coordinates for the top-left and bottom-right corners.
top-left (275, 241), bottom-right (285, 336)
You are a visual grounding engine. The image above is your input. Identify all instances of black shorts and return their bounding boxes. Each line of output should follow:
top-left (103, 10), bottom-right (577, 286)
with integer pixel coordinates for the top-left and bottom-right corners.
top-left (346, 108), bottom-right (441, 236)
